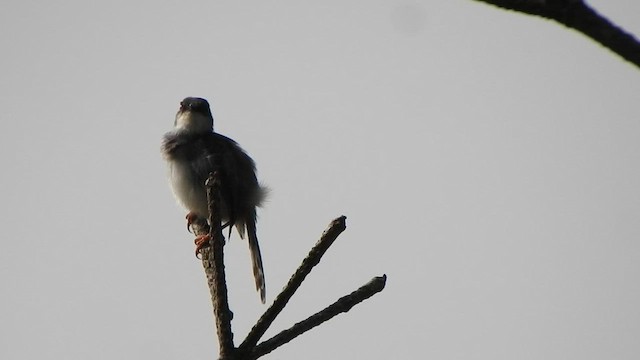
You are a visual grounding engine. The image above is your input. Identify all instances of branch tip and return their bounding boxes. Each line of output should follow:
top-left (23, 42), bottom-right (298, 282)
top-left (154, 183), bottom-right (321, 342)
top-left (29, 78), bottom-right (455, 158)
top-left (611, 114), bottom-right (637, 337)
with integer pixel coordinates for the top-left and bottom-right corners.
top-left (239, 216), bottom-right (349, 352)
top-left (250, 275), bottom-right (387, 359)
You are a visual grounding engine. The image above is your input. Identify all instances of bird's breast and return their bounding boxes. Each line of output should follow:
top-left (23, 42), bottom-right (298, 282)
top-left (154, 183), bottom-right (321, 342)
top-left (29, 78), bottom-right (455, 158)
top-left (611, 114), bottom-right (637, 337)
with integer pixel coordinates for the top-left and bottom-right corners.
top-left (168, 160), bottom-right (209, 218)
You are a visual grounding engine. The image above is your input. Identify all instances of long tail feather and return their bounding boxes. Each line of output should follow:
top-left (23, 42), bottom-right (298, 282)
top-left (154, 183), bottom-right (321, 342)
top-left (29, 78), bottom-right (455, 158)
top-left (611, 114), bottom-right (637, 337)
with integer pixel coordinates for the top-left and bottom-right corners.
top-left (246, 219), bottom-right (266, 303)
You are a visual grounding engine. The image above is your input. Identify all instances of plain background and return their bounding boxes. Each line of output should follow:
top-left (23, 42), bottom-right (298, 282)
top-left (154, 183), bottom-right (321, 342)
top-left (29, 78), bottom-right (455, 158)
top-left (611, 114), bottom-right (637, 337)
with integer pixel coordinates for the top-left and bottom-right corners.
top-left (1, 1), bottom-right (639, 359)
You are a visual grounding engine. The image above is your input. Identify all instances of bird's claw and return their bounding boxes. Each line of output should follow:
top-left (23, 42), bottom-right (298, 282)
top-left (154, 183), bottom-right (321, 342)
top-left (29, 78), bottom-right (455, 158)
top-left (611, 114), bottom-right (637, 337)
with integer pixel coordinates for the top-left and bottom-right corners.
top-left (193, 233), bottom-right (228, 258)
top-left (186, 212), bottom-right (199, 233)
top-left (194, 234), bottom-right (211, 259)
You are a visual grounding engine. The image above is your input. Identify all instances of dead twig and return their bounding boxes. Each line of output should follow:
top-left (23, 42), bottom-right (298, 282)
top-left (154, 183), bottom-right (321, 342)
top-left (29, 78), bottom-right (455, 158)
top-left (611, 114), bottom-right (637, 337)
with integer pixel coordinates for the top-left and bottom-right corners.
top-left (250, 275), bottom-right (387, 359)
top-left (239, 216), bottom-right (347, 353)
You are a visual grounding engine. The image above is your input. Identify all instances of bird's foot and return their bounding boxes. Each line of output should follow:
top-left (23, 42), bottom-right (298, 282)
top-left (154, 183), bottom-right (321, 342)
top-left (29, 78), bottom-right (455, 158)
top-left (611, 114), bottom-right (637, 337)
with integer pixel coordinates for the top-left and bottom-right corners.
top-left (193, 233), bottom-right (228, 258)
top-left (194, 234), bottom-right (211, 258)
top-left (186, 212), bottom-right (199, 233)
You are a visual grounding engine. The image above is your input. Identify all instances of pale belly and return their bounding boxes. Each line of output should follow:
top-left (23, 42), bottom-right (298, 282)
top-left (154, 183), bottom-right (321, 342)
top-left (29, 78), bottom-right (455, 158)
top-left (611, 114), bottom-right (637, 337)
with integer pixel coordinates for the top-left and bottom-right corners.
top-left (168, 161), bottom-right (209, 218)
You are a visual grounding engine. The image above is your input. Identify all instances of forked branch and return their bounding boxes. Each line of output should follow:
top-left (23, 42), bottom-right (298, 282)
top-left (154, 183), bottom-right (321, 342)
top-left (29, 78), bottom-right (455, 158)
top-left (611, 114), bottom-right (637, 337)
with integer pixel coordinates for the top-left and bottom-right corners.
top-left (239, 216), bottom-right (347, 353)
top-left (190, 173), bottom-right (386, 360)
top-left (250, 275), bottom-right (387, 359)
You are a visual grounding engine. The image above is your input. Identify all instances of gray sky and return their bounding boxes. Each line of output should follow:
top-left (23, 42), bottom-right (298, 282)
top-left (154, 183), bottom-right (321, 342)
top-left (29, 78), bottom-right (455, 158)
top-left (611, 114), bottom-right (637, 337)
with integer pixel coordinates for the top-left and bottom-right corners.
top-left (2, 1), bottom-right (640, 359)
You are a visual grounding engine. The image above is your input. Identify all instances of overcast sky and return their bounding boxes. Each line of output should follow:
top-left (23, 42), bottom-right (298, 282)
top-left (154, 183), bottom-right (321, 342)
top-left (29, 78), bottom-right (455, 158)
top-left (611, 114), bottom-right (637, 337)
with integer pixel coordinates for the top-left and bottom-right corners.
top-left (2, 1), bottom-right (640, 359)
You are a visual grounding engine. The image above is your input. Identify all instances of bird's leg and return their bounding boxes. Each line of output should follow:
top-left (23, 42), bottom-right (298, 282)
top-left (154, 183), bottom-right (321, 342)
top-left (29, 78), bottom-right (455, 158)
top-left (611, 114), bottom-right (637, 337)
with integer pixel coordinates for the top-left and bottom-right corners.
top-left (186, 212), bottom-right (199, 233)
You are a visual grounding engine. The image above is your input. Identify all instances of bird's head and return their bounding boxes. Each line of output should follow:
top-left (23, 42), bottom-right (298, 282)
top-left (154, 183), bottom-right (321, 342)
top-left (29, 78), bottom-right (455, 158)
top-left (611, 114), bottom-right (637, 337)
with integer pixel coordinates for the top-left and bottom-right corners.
top-left (174, 97), bottom-right (214, 133)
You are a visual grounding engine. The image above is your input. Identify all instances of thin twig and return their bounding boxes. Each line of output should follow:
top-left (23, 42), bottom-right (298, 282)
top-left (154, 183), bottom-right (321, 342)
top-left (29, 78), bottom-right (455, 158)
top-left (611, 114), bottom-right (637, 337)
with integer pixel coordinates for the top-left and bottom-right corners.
top-left (238, 216), bottom-right (347, 353)
top-left (471, 0), bottom-right (640, 69)
top-left (250, 275), bottom-right (387, 360)
top-left (201, 172), bottom-right (235, 358)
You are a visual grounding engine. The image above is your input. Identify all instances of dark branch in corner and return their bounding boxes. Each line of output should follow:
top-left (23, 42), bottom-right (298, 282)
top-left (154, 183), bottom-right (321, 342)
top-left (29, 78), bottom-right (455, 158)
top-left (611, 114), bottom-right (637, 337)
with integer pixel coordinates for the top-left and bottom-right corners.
top-left (250, 275), bottom-right (387, 360)
top-left (471, 0), bottom-right (640, 69)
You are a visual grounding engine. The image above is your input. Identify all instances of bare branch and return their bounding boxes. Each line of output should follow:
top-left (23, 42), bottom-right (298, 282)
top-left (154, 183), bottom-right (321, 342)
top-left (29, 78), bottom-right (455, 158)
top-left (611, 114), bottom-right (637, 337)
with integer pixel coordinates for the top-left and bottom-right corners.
top-left (190, 212), bottom-right (384, 360)
top-left (471, 0), bottom-right (640, 69)
top-left (250, 275), bottom-right (388, 360)
top-left (193, 172), bottom-right (235, 358)
top-left (239, 216), bottom-right (348, 353)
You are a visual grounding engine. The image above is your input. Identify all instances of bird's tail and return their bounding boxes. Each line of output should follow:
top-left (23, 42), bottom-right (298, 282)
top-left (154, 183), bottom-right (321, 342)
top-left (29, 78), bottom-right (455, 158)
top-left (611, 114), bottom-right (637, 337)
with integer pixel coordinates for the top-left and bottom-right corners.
top-left (245, 219), bottom-right (266, 304)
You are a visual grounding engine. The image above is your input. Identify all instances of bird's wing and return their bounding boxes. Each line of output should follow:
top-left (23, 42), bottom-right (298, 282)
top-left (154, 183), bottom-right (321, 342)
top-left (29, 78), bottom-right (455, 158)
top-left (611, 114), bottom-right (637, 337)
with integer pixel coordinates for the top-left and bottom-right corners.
top-left (191, 132), bottom-right (266, 303)
top-left (187, 133), bottom-right (237, 226)
top-left (189, 133), bottom-right (260, 234)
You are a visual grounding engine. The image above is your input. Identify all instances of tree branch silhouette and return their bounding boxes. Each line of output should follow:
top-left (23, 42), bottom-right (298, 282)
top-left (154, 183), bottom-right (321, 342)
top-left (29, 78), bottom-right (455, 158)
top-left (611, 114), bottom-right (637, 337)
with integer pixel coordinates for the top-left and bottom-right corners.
top-left (190, 173), bottom-right (386, 360)
top-left (204, 172), bottom-right (234, 357)
top-left (239, 216), bottom-right (347, 353)
top-left (250, 275), bottom-right (387, 360)
top-left (471, 0), bottom-right (640, 68)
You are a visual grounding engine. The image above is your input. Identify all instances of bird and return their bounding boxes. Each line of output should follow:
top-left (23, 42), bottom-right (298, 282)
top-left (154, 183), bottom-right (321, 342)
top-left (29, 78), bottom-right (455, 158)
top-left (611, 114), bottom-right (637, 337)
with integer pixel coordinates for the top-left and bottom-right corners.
top-left (161, 97), bottom-right (267, 303)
